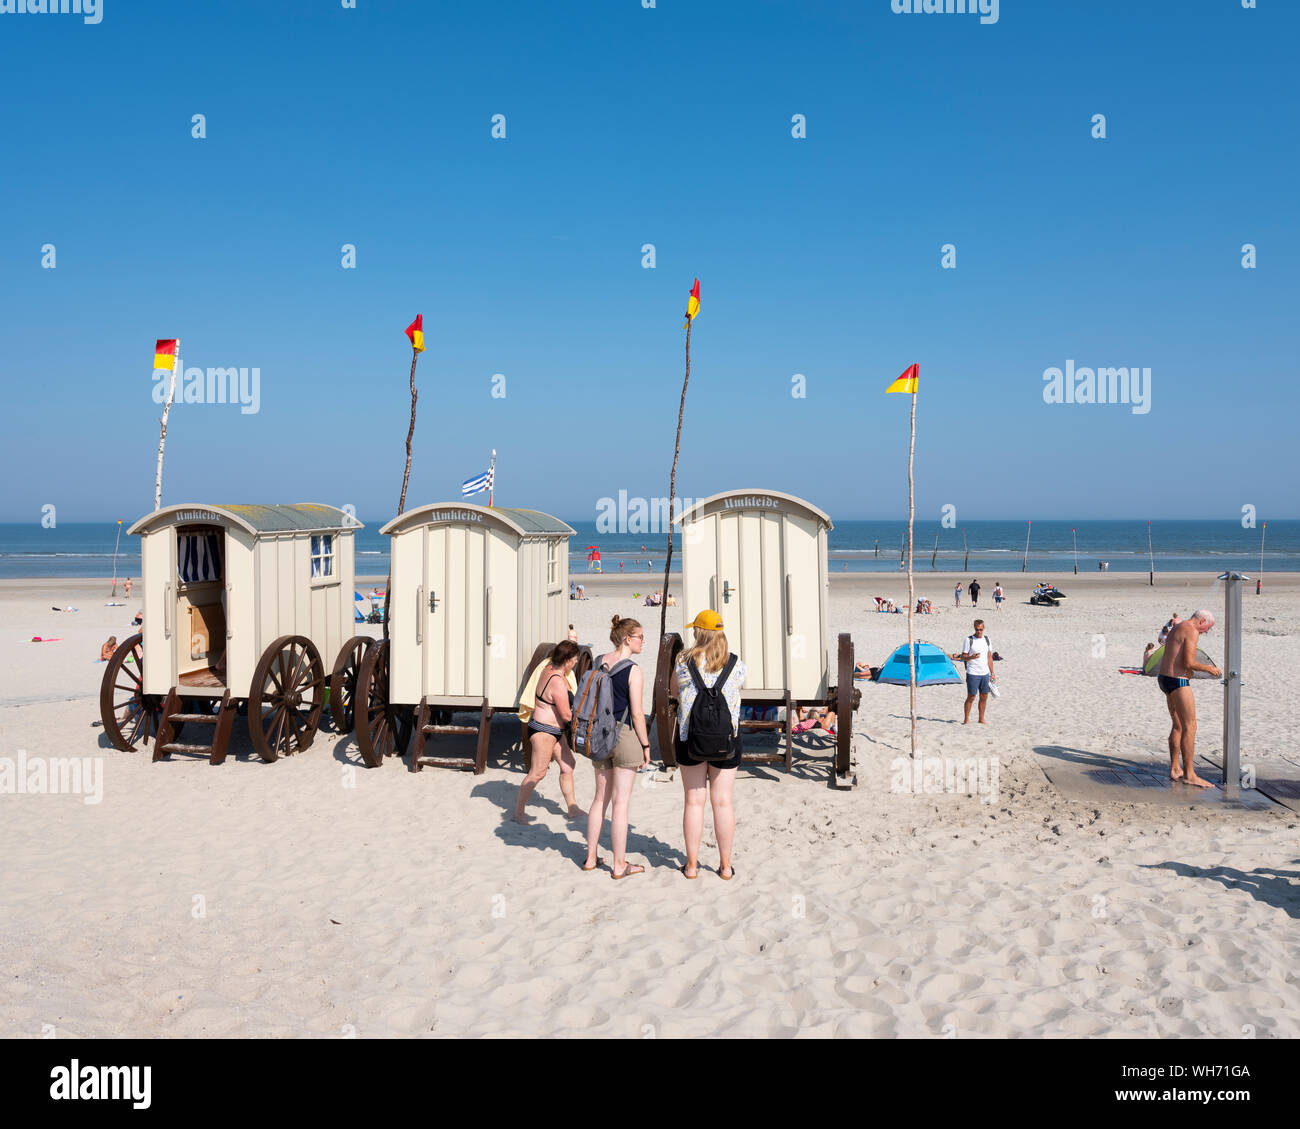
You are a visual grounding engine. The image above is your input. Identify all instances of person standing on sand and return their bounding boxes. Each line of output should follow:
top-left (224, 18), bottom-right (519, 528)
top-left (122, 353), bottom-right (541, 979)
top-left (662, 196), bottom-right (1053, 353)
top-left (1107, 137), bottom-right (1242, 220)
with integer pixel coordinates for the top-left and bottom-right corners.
top-left (583, 616), bottom-right (651, 879)
top-left (951, 619), bottom-right (995, 725)
top-left (954, 583), bottom-right (962, 608)
top-left (968, 578), bottom-right (981, 607)
top-left (513, 640), bottom-right (582, 823)
top-left (674, 610), bottom-right (745, 881)
top-left (1158, 610), bottom-right (1221, 787)
top-left (993, 582), bottom-right (1003, 611)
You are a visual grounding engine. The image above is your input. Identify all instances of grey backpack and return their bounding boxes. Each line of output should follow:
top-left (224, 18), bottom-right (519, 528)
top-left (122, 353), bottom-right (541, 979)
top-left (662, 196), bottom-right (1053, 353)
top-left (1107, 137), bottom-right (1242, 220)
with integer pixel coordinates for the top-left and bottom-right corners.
top-left (571, 655), bottom-right (633, 762)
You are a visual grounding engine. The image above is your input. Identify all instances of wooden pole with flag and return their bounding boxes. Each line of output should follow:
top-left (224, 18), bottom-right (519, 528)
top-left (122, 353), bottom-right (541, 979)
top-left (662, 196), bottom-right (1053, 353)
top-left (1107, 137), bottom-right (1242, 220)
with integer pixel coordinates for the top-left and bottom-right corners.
top-left (397, 315), bottom-right (425, 517)
top-left (488, 449), bottom-right (496, 508)
top-left (110, 519), bottom-right (123, 596)
top-left (661, 278), bottom-right (700, 645)
top-left (887, 363), bottom-right (920, 759)
top-left (153, 339), bottom-right (179, 512)
top-left (387, 316), bottom-right (425, 640)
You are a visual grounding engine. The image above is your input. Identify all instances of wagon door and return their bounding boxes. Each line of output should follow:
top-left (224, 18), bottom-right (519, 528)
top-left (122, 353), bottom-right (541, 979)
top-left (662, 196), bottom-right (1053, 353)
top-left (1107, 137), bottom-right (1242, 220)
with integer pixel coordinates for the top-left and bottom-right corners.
top-left (715, 509), bottom-right (784, 693)
top-left (140, 528), bottom-right (179, 696)
top-left (422, 523), bottom-right (489, 700)
top-left (782, 511), bottom-right (827, 699)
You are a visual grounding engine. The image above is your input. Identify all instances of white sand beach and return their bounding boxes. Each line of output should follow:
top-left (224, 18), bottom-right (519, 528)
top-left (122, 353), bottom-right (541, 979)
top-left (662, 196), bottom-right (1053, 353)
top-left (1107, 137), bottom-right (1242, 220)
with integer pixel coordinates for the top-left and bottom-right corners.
top-left (1, 572), bottom-right (1297, 1038)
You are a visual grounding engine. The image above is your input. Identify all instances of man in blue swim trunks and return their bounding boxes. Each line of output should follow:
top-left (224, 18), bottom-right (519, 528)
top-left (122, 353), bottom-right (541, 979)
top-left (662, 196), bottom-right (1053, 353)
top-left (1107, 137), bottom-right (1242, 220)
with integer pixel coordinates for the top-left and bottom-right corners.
top-left (1158, 610), bottom-right (1221, 787)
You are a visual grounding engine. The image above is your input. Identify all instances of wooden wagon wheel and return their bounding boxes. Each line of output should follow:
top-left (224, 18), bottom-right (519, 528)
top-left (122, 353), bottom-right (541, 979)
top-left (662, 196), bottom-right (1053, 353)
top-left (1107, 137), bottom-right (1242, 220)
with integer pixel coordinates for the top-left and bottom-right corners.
top-left (247, 634), bottom-right (325, 763)
top-left (832, 632), bottom-right (859, 779)
top-left (328, 636), bottom-right (374, 733)
top-left (99, 633), bottom-right (165, 751)
top-left (354, 639), bottom-right (411, 768)
top-left (653, 632), bottom-right (683, 768)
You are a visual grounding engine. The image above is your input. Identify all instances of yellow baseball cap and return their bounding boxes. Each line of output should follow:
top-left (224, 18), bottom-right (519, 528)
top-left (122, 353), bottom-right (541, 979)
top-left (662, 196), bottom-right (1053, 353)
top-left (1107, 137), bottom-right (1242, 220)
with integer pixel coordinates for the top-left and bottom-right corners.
top-left (689, 609), bottom-right (724, 632)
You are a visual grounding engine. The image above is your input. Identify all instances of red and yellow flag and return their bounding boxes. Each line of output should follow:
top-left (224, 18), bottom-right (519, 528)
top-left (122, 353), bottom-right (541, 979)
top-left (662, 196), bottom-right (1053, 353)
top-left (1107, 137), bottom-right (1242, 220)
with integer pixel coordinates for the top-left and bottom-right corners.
top-left (683, 278), bottom-right (700, 329)
top-left (154, 339), bottom-right (178, 371)
top-left (886, 363), bottom-right (918, 394)
top-left (405, 315), bottom-right (425, 353)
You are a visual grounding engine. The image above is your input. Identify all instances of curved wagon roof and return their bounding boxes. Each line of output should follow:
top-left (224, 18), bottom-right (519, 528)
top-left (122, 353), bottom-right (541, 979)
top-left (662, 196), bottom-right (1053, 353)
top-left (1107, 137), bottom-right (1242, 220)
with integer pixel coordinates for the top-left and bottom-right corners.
top-left (128, 503), bottom-right (363, 537)
top-left (379, 503), bottom-right (575, 539)
top-left (673, 489), bottom-right (833, 530)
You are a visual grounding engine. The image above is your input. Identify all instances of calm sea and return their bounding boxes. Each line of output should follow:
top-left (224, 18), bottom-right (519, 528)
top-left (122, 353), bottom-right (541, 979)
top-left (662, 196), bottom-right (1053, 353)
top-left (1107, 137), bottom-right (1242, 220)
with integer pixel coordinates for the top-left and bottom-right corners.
top-left (2, 520), bottom-right (1295, 579)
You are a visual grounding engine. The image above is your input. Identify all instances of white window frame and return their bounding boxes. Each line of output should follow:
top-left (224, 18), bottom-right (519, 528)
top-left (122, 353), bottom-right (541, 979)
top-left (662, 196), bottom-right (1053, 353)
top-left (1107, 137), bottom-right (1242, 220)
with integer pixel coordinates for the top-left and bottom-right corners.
top-left (310, 533), bottom-right (335, 584)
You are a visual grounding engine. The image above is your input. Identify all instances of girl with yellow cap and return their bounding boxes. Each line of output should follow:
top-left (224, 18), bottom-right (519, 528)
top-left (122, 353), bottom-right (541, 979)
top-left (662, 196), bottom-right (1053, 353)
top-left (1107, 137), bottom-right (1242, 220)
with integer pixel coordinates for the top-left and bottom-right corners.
top-left (674, 610), bottom-right (746, 880)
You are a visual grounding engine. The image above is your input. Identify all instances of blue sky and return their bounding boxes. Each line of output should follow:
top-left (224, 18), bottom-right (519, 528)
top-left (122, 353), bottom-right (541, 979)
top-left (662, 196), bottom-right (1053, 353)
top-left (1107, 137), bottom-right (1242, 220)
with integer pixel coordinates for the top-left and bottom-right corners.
top-left (0, 0), bottom-right (1295, 525)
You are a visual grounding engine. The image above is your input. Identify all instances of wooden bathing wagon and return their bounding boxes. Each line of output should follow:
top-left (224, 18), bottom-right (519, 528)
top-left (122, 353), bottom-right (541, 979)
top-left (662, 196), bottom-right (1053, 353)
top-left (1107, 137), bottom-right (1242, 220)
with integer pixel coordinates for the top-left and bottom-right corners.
top-left (353, 503), bottom-right (585, 773)
top-left (99, 504), bottom-right (361, 764)
top-left (653, 489), bottom-right (859, 785)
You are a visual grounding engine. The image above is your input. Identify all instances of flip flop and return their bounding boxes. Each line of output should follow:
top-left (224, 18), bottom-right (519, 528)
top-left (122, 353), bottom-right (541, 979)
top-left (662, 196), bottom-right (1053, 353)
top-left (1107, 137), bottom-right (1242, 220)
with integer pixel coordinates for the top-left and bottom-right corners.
top-left (611, 863), bottom-right (645, 880)
top-left (581, 856), bottom-right (605, 872)
top-left (718, 866), bottom-right (736, 881)
top-left (679, 864), bottom-right (699, 880)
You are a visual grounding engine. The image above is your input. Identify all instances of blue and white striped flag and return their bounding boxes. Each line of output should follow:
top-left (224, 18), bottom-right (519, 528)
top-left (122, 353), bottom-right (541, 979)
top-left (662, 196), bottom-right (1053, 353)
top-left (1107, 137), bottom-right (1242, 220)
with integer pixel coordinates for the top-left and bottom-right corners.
top-left (461, 466), bottom-right (493, 498)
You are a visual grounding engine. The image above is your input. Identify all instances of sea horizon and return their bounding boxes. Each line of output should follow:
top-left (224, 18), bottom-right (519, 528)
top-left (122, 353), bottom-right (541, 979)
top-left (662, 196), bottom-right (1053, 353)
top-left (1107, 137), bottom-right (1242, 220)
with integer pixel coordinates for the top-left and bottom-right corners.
top-left (3, 518), bottom-right (1294, 580)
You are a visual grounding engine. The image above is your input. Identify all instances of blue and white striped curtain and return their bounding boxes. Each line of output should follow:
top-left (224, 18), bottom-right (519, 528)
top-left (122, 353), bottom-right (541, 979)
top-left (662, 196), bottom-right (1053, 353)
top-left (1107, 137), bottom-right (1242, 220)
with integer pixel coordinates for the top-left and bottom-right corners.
top-left (178, 532), bottom-right (223, 582)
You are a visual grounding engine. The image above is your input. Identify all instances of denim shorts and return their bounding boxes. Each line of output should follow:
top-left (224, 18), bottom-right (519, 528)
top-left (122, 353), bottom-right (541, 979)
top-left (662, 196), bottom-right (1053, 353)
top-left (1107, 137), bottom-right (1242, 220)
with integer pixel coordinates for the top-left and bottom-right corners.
top-left (966, 673), bottom-right (991, 695)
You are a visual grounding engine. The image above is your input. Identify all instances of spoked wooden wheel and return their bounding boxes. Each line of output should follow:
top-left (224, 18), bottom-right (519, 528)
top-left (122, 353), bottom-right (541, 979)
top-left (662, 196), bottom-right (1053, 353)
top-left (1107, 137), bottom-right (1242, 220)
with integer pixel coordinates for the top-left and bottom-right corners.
top-left (653, 632), bottom-right (683, 768)
top-left (99, 633), bottom-right (163, 751)
top-left (248, 634), bottom-right (325, 762)
top-left (329, 636), bottom-right (374, 733)
top-left (355, 640), bottom-right (411, 768)
top-left (832, 632), bottom-right (859, 779)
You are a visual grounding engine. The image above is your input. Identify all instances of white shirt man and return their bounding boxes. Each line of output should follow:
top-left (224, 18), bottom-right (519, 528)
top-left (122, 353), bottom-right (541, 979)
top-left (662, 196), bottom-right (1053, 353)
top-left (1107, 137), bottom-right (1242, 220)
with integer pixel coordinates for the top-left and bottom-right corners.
top-left (951, 619), bottom-right (996, 724)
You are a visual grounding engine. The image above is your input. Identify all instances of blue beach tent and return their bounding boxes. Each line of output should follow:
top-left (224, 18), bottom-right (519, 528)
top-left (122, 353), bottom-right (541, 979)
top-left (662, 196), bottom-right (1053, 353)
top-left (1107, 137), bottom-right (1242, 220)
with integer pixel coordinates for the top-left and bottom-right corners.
top-left (876, 642), bottom-right (961, 686)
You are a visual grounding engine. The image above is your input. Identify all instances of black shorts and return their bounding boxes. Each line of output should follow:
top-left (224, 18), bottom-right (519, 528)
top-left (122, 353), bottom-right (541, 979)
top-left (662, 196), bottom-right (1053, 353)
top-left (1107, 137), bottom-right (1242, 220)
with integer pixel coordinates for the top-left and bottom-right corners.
top-left (674, 734), bottom-right (743, 770)
top-left (1157, 675), bottom-right (1190, 695)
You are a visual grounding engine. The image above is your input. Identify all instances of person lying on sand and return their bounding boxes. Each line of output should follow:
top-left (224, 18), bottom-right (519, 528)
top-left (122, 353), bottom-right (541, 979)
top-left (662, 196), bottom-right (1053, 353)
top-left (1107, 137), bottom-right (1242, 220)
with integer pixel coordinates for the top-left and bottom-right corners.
top-left (1158, 610), bottom-right (1220, 787)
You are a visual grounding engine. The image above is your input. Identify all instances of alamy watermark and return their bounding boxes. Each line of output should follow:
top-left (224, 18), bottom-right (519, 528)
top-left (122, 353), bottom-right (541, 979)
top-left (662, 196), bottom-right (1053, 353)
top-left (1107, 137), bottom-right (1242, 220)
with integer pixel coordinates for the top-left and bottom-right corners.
top-left (1, 750), bottom-right (104, 805)
top-left (891, 0), bottom-right (999, 26)
top-left (891, 755), bottom-right (1000, 804)
top-left (596, 491), bottom-right (703, 536)
top-left (0, 0), bottom-right (102, 23)
top-left (1042, 361), bottom-right (1151, 415)
top-left (152, 357), bottom-right (260, 414)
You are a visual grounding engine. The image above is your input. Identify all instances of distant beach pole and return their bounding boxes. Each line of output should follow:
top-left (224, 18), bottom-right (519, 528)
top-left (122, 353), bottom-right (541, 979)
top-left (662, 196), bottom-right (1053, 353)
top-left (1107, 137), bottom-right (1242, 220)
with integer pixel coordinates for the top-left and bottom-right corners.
top-left (962, 528), bottom-right (968, 571)
top-left (1257, 521), bottom-right (1265, 595)
top-left (110, 519), bottom-right (123, 597)
top-left (1072, 526), bottom-right (1078, 575)
top-left (662, 278), bottom-right (700, 643)
top-left (1147, 520), bottom-right (1154, 587)
top-left (874, 538), bottom-right (878, 559)
top-left (1220, 570), bottom-right (1245, 801)
top-left (1021, 519), bottom-right (1031, 573)
top-left (930, 532), bottom-right (938, 570)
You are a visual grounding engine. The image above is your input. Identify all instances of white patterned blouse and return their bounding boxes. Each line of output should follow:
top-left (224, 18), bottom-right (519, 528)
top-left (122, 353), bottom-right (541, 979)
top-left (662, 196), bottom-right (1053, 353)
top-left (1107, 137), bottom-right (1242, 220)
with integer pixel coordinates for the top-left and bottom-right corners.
top-left (675, 655), bottom-right (747, 740)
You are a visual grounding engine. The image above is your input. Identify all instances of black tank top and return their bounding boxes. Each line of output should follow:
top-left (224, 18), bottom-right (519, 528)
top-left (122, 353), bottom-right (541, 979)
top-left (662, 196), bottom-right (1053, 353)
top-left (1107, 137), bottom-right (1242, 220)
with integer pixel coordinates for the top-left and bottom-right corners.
top-left (608, 660), bottom-right (633, 720)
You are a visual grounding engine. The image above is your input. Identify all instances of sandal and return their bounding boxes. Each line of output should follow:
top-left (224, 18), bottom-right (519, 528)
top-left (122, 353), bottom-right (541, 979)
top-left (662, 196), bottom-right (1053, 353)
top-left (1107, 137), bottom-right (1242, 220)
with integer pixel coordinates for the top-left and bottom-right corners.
top-left (581, 856), bottom-right (605, 872)
top-left (611, 863), bottom-right (645, 880)
top-left (679, 864), bottom-right (699, 880)
top-left (718, 865), bottom-right (736, 881)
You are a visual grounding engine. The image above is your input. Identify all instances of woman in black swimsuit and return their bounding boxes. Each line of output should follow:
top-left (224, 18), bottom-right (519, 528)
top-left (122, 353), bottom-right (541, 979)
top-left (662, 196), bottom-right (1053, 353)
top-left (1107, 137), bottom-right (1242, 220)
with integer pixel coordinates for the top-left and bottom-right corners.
top-left (513, 640), bottom-right (582, 823)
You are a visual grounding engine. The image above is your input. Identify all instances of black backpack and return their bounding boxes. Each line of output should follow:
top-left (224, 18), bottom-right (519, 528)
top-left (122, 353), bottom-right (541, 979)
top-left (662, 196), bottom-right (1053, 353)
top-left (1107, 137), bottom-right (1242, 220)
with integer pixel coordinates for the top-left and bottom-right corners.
top-left (685, 655), bottom-right (740, 762)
